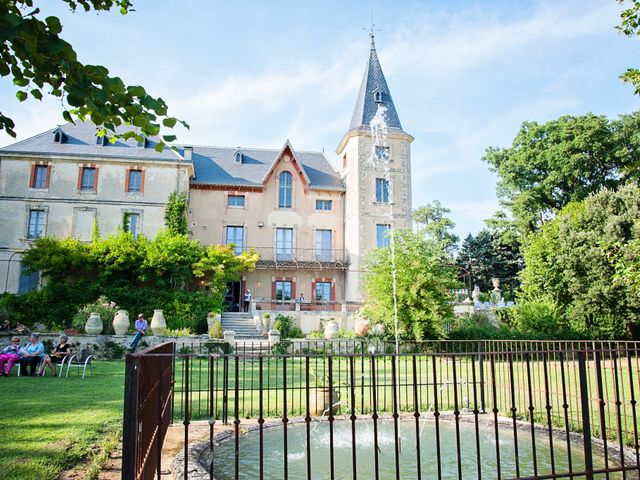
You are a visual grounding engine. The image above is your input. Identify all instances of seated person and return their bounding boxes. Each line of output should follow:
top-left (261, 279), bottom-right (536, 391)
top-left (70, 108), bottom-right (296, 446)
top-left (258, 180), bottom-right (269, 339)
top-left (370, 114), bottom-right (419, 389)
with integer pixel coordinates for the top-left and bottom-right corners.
top-left (19, 333), bottom-right (44, 377)
top-left (0, 336), bottom-right (21, 376)
top-left (38, 334), bottom-right (71, 377)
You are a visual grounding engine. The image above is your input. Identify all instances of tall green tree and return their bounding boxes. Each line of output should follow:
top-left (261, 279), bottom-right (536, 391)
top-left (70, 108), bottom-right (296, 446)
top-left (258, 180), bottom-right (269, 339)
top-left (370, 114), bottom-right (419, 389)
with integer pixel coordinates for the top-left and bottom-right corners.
top-left (456, 228), bottom-right (522, 294)
top-left (520, 183), bottom-right (640, 339)
top-left (362, 230), bottom-right (458, 340)
top-left (0, 0), bottom-right (186, 146)
top-left (618, 0), bottom-right (640, 94)
top-left (483, 112), bottom-right (640, 234)
top-left (413, 200), bottom-right (459, 253)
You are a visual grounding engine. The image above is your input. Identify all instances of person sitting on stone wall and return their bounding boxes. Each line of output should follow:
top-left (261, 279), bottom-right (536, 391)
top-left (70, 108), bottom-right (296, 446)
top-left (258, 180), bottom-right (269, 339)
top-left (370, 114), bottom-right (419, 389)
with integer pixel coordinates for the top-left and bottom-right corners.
top-left (38, 334), bottom-right (71, 377)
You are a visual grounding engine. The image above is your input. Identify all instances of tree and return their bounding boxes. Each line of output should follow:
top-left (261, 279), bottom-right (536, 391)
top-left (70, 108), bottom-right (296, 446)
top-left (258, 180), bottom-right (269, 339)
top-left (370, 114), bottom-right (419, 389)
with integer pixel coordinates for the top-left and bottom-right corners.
top-left (520, 183), bottom-right (640, 339)
top-left (618, 0), bottom-right (640, 94)
top-left (0, 0), bottom-right (186, 147)
top-left (483, 112), bottom-right (640, 234)
top-left (413, 201), bottom-right (459, 253)
top-left (164, 192), bottom-right (188, 235)
top-left (362, 230), bottom-right (458, 340)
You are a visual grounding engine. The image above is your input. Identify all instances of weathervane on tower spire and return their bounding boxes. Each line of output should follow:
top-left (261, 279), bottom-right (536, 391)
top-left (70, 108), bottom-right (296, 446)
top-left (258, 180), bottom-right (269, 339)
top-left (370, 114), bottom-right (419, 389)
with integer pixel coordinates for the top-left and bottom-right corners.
top-left (364, 10), bottom-right (381, 49)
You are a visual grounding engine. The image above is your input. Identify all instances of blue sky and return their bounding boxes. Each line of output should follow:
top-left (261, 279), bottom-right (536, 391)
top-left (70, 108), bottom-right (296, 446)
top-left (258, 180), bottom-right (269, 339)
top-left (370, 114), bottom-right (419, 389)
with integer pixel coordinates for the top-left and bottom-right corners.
top-left (1, 0), bottom-right (638, 239)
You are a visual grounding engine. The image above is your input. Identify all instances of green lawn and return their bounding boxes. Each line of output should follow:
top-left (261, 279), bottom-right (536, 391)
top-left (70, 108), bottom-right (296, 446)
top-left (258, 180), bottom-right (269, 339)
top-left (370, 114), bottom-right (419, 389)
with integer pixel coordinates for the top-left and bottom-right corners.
top-left (0, 361), bottom-right (125, 480)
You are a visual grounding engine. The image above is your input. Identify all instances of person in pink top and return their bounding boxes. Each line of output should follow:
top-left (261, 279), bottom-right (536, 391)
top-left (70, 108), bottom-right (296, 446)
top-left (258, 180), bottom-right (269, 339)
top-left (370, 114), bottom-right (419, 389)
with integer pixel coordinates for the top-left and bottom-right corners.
top-left (0, 336), bottom-right (21, 376)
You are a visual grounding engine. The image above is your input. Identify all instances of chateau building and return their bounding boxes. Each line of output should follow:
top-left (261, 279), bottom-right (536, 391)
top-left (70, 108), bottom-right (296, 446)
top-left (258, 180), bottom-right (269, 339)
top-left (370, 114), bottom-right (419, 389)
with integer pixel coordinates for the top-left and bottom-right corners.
top-left (0, 37), bottom-right (412, 310)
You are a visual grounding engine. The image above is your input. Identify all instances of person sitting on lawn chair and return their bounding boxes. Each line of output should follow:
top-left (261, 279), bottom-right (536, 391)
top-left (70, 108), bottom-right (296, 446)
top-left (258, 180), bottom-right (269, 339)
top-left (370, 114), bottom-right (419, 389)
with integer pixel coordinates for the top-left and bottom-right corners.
top-left (0, 336), bottom-right (21, 376)
top-left (38, 334), bottom-right (71, 377)
top-left (19, 333), bottom-right (44, 377)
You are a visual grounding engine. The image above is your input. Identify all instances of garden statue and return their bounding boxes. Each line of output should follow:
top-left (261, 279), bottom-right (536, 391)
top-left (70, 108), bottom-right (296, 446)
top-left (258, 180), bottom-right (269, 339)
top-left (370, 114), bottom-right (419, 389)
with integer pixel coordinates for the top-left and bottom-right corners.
top-left (491, 278), bottom-right (502, 304)
top-left (472, 285), bottom-right (481, 303)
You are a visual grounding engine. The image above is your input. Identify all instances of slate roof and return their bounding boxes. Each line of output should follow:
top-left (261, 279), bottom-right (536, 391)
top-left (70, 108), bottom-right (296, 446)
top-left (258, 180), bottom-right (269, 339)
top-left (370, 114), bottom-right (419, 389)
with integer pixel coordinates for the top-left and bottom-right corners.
top-left (0, 120), bottom-right (184, 162)
top-left (190, 142), bottom-right (344, 191)
top-left (0, 121), bottom-right (344, 191)
top-left (349, 36), bottom-right (403, 132)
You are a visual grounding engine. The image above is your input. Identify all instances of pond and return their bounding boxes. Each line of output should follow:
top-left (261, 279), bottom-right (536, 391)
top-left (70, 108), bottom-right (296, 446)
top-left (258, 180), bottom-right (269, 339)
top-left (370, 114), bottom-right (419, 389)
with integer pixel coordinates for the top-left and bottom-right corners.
top-left (205, 418), bottom-right (613, 479)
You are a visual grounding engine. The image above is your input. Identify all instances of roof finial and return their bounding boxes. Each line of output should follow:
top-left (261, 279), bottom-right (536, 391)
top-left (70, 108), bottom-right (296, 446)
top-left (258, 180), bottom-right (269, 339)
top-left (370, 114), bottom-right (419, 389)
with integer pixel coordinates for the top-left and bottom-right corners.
top-left (364, 9), bottom-right (381, 50)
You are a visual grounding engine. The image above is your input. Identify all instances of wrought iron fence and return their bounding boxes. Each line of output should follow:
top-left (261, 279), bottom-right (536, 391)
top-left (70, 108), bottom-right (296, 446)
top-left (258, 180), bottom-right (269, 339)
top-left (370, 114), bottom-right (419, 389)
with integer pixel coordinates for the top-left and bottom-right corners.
top-left (123, 341), bottom-right (640, 479)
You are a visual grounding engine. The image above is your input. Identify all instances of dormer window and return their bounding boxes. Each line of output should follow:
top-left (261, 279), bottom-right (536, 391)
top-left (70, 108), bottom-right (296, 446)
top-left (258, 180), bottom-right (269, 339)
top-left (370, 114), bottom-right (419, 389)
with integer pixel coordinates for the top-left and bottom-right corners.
top-left (374, 90), bottom-right (383, 103)
top-left (96, 136), bottom-right (108, 146)
top-left (53, 128), bottom-right (66, 144)
top-left (137, 136), bottom-right (148, 148)
top-left (234, 149), bottom-right (243, 164)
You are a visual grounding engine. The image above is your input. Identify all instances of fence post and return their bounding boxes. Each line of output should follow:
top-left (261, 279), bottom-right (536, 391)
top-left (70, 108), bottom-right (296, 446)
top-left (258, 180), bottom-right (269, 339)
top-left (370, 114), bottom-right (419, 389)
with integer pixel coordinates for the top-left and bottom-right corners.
top-left (222, 342), bottom-right (229, 424)
top-left (577, 351), bottom-right (594, 480)
top-left (478, 342), bottom-right (486, 414)
top-left (121, 354), bottom-right (140, 480)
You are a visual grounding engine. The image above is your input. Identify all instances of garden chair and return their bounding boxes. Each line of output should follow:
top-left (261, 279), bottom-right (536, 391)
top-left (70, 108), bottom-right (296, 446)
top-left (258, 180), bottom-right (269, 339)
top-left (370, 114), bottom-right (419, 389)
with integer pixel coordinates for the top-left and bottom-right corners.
top-left (65, 349), bottom-right (95, 379)
top-left (16, 357), bottom-right (43, 377)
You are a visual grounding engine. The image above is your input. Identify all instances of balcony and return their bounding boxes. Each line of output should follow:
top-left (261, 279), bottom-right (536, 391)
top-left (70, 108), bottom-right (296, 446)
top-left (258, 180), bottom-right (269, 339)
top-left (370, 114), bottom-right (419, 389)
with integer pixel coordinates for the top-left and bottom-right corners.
top-left (246, 247), bottom-right (349, 270)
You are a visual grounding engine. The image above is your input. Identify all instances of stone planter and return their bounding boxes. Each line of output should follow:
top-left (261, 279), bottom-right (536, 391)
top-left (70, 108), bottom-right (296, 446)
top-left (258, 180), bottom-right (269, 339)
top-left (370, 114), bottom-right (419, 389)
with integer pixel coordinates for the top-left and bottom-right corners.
top-left (223, 330), bottom-right (235, 344)
top-left (85, 312), bottom-right (103, 335)
top-left (151, 309), bottom-right (167, 336)
top-left (268, 329), bottom-right (281, 346)
top-left (355, 319), bottom-right (369, 337)
top-left (112, 310), bottom-right (130, 335)
top-left (324, 320), bottom-right (339, 339)
top-left (262, 316), bottom-right (271, 335)
top-left (207, 313), bottom-right (221, 331)
top-left (308, 388), bottom-right (340, 416)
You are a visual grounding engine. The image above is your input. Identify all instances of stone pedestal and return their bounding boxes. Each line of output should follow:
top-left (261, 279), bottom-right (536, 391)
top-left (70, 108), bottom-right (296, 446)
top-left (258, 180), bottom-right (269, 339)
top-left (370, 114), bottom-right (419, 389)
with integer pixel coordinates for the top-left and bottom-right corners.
top-left (268, 330), bottom-right (281, 346)
top-left (223, 330), bottom-right (235, 344)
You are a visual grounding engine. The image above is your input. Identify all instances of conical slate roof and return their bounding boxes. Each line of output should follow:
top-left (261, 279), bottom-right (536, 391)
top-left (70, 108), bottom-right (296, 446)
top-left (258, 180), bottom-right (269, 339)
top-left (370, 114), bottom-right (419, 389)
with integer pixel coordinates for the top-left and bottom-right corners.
top-left (349, 36), bottom-right (403, 132)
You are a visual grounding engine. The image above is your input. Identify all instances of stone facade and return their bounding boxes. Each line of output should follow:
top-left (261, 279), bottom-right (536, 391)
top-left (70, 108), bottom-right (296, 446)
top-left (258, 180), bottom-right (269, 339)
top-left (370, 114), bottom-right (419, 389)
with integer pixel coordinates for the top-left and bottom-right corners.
top-left (0, 36), bottom-right (411, 309)
top-left (0, 128), bottom-right (192, 293)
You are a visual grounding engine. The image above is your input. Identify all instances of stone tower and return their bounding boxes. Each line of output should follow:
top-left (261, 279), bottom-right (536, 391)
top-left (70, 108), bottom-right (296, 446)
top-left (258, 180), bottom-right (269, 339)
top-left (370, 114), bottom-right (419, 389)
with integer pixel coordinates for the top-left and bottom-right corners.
top-left (337, 35), bottom-right (414, 302)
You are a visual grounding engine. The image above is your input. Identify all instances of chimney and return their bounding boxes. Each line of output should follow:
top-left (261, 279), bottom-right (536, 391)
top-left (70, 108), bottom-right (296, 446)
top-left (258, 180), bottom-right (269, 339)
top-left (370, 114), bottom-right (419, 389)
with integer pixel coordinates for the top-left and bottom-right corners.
top-left (183, 146), bottom-right (193, 161)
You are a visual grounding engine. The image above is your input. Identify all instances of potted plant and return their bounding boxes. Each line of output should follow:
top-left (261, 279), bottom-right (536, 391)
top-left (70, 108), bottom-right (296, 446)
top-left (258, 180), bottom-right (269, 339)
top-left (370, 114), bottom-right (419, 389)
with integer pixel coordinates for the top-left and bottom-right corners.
top-left (309, 368), bottom-right (340, 416)
top-left (261, 313), bottom-right (271, 335)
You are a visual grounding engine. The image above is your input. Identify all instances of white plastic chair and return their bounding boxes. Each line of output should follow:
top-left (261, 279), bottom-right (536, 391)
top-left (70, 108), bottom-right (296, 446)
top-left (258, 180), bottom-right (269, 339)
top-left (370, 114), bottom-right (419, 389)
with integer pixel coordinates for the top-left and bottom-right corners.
top-left (65, 349), bottom-right (95, 379)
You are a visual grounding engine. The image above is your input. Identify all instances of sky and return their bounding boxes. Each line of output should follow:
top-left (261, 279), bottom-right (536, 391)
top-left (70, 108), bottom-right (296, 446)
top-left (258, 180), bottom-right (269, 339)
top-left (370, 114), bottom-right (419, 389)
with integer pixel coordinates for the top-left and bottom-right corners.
top-left (1, 0), bottom-right (639, 239)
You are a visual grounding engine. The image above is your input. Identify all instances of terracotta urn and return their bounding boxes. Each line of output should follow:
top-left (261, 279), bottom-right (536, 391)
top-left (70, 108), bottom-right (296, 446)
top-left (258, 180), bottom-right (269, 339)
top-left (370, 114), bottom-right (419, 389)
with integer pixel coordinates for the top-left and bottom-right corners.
top-left (324, 320), bottom-right (339, 339)
top-left (85, 312), bottom-right (103, 335)
top-left (151, 309), bottom-right (167, 336)
top-left (355, 319), bottom-right (370, 337)
top-left (112, 310), bottom-right (130, 335)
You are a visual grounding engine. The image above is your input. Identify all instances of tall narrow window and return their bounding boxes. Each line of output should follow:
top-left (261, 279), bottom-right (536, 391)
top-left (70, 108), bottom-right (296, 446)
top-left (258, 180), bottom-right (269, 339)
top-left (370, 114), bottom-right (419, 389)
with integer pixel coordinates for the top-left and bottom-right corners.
top-left (376, 224), bottom-right (390, 248)
top-left (276, 228), bottom-right (293, 260)
top-left (315, 281), bottom-right (332, 302)
top-left (125, 213), bottom-right (141, 238)
top-left (375, 178), bottom-right (389, 203)
top-left (31, 165), bottom-right (49, 189)
top-left (27, 210), bottom-right (45, 239)
top-left (18, 263), bottom-right (39, 294)
top-left (80, 167), bottom-right (96, 191)
top-left (315, 230), bottom-right (332, 261)
top-left (278, 171), bottom-right (292, 208)
top-left (127, 169), bottom-right (142, 192)
top-left (226, 226), bottom-right (244, 255)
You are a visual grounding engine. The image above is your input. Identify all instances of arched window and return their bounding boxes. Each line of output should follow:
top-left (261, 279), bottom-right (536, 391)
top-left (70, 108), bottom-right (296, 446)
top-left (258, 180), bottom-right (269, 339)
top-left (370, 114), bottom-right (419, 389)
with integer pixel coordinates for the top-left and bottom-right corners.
top-left (278, 171), bottom-right (292, 208)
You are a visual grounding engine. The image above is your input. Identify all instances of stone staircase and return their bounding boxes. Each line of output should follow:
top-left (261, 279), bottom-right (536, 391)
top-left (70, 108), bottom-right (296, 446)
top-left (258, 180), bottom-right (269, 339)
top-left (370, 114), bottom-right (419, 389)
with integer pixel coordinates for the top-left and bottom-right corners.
top-left (221, 312), bottom-right (263, 338)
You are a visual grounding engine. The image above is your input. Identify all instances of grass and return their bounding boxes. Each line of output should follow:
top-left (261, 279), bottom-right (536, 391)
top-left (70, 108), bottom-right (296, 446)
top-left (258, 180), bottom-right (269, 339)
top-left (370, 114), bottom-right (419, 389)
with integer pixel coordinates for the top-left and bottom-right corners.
top-left (0, 361), bottom-right (125, 480)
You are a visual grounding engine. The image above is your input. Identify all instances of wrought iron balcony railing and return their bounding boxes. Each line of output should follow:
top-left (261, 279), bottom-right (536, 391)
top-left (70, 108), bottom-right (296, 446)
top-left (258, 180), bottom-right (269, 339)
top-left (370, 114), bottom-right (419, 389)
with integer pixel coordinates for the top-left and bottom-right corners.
top-left (234, 246), bottom-right (349, 269)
